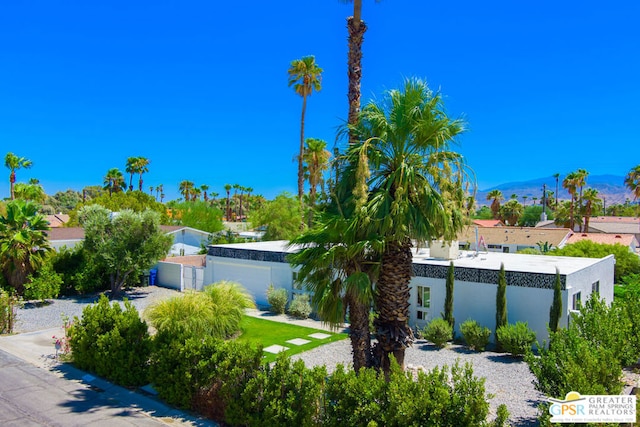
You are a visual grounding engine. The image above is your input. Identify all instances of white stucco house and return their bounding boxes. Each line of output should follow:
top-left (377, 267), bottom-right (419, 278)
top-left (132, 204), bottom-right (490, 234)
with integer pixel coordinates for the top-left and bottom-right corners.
top-left (205, 240), bottom-right (615, 345)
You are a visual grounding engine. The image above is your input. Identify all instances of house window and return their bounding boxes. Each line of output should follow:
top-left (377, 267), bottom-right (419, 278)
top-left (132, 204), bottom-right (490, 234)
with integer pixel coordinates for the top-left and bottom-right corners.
top-left (292, 271), bottom-right (303, 291)
top-left (502, 247), bottom-right (510, 253)
top-left (488, 244), bottom-right (502, 249)
top-left (417, 286), bottom-right (430, 309)
top-left (591, 281), bottom-right (600, 294)
top-left (572, 292), bottom-right (581, 310)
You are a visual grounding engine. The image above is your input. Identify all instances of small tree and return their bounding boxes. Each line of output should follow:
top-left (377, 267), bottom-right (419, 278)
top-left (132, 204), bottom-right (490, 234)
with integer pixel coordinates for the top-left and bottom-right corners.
top-left (443, 261), bottom-right (455, 331)
top-left (80, 205), bottom-right (173, 295)
top-left (495, 263), bottom-right (508, 350)
top-left (549, 268), bottom-right (562, 333)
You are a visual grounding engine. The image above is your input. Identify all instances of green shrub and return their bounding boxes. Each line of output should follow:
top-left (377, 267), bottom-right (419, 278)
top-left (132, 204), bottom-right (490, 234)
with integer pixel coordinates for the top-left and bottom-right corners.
top-left (149, 332), bottom-right (262, 414)
top-left (69, 295), bottom-right (151, 386)
top-left (24, 262), bottom-right (62, 301)
top-left (288, 293), bottom-right (312, 319)
top-left (203, 281), bottom-right (256, 337)
top-left (50, 245), bottom-right (107, 295)
top-left (226, 353), bottom-right (327, 427)
top-left (492, 404), bottom-right (510, 427)
top-left (267, 284), bottom-right (288, 314)
top-left (423, 317), bottom-right (453, 347)
top-left (460, 319), bottom-right (491, 351)
top-left (0, 288), bottom-right (18, 334)
top-left (496, 322), bottom-right (536, 356)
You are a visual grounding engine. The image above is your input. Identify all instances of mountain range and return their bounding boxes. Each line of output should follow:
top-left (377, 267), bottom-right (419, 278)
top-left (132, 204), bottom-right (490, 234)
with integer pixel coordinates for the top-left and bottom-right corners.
top-left (476, 175), bottom-right (632, 207)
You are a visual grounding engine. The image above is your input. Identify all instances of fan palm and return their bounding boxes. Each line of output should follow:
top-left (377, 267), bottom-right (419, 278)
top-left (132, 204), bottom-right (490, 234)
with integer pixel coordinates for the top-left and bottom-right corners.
top-left (13, 182), bottom-right (46, 204)
top-left (178, 180), bottom-right (195, 201)
top-left (224, 184), bottom-right (232, 220)
top-left (624, 165), bottom-right (640, 203)
top-left (136, 157), bottom-right (150, 192)
top-left (4, 152), bottom-right (33, 200)
top-left (499, 199), bottom-right (524, 226)
top-left (303, 138), bottom-right (331, 216)
top-left (344, 78), bottom-right (470, 372)
top-left (553, 172), bottom-right (560, 208)
top-left (581, 188), bottom-right (601, 232)
top-left (0, 200), bottom-right (52, 294)
top-left (103, 168), bottom-right (126, 196)
top-left (563, 171), bottom-right (580, 230)
top-left (288, 56), bottom-right (323, 204)
top-left (486, 189), bottom-right (503, 219)
top-left (125, 157), bottom-right (139, 192)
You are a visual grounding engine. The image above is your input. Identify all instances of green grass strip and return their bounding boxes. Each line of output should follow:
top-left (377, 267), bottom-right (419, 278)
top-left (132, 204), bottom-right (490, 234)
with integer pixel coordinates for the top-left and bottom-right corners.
top-left (237, 315), bottom-right (348, 363)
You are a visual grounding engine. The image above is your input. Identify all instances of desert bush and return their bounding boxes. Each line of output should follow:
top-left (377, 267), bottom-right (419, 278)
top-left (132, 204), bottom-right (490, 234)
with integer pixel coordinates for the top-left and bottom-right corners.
top-left (288, 293), bottom-right (312, 319)
top-left (69, 295), bottom-right (150, 386)
top-left (203, 281), bottom-right (256, 337)
top-left (50, 245), bottom-right (107, 295)
top-left (267, 284), bottom-right (288, 314)
top-left (149, 332), bottom-right (262, 413)
top-left (24, 262), bottom-right (62, 301)
top-left (226, 353), bottom-right (327, 427)
top-left (460, 319), bottom-right (491, 351)
top-left (496, 322), bottom-right (536, 356)
top-left (423, 317), bottom-right (453, 347)
top-left (0, 288), bottom-right (18, 334)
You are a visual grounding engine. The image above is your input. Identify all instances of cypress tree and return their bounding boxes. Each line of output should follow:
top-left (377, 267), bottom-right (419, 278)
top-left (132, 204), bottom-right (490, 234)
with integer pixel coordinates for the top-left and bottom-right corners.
top-left (443, 261), bottom-right (455, 330)
top-left (549, 268), bottom-right (562, 333)
top-left (496, 263), bottom-right (508, 350)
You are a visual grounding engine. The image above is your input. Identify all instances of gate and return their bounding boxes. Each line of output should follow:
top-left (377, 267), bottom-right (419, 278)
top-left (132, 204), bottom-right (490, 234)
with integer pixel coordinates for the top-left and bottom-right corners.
top-left (182, 265), bottom-right (205, 291)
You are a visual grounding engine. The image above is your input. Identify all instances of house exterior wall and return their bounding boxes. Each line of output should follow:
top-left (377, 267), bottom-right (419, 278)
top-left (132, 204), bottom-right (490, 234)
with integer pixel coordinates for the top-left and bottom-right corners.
top-left (157, 262), bottom-right (183, 291)
top-left (565, 255), bottom-right (615, 311)
top-left (168, 229), bottom-right (211, 256)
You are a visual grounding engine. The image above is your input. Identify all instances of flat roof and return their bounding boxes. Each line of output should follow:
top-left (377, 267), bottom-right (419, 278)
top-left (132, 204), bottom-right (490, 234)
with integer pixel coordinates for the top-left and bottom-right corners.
top-left (210, 240), bottom-right (609, 275)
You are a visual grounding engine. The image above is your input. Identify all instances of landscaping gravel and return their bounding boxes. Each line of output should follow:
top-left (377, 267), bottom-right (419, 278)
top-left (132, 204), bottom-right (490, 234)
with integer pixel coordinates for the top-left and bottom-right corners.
top-left (14, 287), bottom-right (543, 426)
top-left (14, 286), bottom-right (182, 333)
top-left (293, 340), bottom-right (544, 427)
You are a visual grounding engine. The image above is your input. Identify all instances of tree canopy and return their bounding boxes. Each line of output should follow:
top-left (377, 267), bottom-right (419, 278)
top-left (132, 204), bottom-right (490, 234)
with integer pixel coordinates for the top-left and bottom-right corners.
top-left (251, 192), bottom-right (303, 241)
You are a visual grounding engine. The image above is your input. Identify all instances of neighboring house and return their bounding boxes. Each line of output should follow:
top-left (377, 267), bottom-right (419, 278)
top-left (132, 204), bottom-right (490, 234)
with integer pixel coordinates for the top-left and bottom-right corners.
top-left (46, 227), bottom-right (85, 250)
top-left (160, 226), bottom-right (212, 256)
top-left (205, 240), bottom-right (614, 344)
top-left (583, 217), bottom-right (640, 243)
top-left (156, 255), bottom-right (206, 291)
top-left (564, 232), bottom-right (639, 253)
top-left (472, 219), bottom-right (504, 228)
top-left (47, 225), bottom-right (211, 255)
top-left (457, 226), bottom-right (572, 253)
top-left (45, 214), bottom-right (70, 228)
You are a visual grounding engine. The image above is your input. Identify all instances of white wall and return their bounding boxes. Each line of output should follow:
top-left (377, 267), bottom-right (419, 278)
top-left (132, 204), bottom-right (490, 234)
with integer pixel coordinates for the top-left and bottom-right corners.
top-left (157, 262), bottom-right (183, 291)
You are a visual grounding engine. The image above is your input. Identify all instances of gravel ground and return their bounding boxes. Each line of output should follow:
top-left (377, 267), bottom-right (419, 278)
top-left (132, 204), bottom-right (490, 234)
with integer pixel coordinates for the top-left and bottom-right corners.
top-left (14, 285), bottom-right (182, 333)
top-left (293, 340), bottom-right (544, 427)
top-left (14, 287), bottom-right (543, 426)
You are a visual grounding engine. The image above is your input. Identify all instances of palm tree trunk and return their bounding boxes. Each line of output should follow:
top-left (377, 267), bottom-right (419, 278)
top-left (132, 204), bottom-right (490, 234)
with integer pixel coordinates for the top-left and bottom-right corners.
top-left (374, 240), bottom-right (414, 374)
top-left (347, 15), bottom-right (366, 145)
top-left (298, 94), bottom-right (308, 203)
top-left (345, 293), bottom-right (372, 371)
top-left (9, 170), bottom-right (16, 200)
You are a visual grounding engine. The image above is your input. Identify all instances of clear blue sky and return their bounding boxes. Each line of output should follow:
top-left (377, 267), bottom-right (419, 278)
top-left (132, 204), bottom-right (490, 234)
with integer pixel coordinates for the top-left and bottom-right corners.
top-left (1, 0), bottom-right (638, 201)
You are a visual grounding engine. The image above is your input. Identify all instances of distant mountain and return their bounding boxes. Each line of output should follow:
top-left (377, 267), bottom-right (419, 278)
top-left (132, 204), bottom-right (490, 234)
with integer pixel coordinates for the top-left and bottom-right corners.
top-left (476, 175), bottom-right (632, 206)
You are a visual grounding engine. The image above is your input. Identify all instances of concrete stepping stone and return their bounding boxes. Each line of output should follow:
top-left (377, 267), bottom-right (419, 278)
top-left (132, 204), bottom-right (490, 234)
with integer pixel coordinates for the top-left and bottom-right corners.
top-left (286, 338), bottom-right (311, 346)
top-left (263, 344), bottom-right (289, 354)
top-left (308, 333), bottom-right (331, 340)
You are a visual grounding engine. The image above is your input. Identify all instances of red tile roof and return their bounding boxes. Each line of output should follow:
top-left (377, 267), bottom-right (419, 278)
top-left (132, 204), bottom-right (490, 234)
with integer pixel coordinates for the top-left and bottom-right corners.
top-left (589, 216), bottom-right (640, 224)
top-left (472, 219), bottom-right (505, 227)
top-left (565, 232), bottom-right (637, 247)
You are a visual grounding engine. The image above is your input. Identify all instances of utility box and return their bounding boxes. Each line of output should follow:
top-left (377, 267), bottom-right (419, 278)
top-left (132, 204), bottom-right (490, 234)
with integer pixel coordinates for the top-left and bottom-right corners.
top-left (429, 241), bottom-right (459, 260)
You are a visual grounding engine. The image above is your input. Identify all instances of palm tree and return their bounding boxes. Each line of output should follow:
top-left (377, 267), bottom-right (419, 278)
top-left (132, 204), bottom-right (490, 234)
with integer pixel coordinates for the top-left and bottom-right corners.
top-left (624, 165), bottom-right (640, 216)
top-left (0, 200), bottom-right (52, 295)
top-left (244, 187), bottom-right (253, 214)
top-left (232, 184), bottom-right (240, 219)
top-left (103, 168), bottom-right (125, 196)
top-left (522, 195), bottom-right (528, 206)
top-left (345, 78), bottom-right (469, 372)
top-left (303, 138), bottom-right (331, 216)
top-left (157, 184), bottom-right (164, 202)
top-left (553, 173), bottom-right (560, 208)
top-left (499, 199), bottom-right (524, 226)
top-left (582, 188), bottom-right (600, 232)
top-left (288, 56), bottom-right (323, 204)
top-left (486, 190), bottom-right (503, 220)
top-left (125, 157), bottom-right (139, 192)
top-left (4, 153), bottom-right (33, 200)
top-left (178, 180), bottom-right (194, 201)
top-left (136, 157), bottom-right (150, 192)
top-left (191, 187), bottom-right (201, 202)
top-left (563, 171), bottom-right (579, 230)
top-left (201, 184), bottom-right (209, 202)
top-left (149, 186), bottom-right (154, 195)
top-left (13, 182), bottom-right (46, 204)
top-left (224, 184), bottom-right (232, 221)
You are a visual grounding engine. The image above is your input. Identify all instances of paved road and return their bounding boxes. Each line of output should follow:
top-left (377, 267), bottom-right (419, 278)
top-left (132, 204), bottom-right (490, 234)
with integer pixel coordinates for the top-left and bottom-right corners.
top-left (0, 349), bottom-right (193, 427)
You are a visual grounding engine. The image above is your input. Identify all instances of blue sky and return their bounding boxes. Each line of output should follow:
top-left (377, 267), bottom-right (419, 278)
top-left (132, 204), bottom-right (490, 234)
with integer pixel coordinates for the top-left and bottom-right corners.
top-left (1, 0), bottom-right (638, 201)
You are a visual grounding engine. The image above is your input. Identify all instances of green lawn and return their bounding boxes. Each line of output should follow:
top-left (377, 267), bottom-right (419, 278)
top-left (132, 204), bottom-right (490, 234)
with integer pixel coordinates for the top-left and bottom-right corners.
top-left (237, 316), bottom-right (348, 363)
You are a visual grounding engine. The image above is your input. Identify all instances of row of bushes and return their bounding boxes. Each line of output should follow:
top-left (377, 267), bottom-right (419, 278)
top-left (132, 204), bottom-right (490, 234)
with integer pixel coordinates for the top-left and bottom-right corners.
top-left (423, 318), bottom-right (536, 356)
top-left (68, 292), bottom-right (508, 426)
top-left (267, 285), bottom-right (312, 319)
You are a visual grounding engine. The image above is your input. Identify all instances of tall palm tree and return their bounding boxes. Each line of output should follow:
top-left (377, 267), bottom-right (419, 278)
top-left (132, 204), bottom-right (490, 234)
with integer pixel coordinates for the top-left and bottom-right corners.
top-left (4, 152), bottom-right (33, 200)
top-left (178, 180), bottom-right (194, 201)
top-left (232, 184), bottom-right (240, 219)
top-left (136, 157), bottom-right (150, 192)
top-left (191, 187), bottom-right (201, 202)
top-left (486, 190), bottom-right (503, 220)
top-left (288, 56), bottom-right (323, 204)
top-left (303, 138), bottom-right (331, 215)
top-left (224, 184), bottom-right (232, 221)
top-left (581, 188), bottom-right (600, 232)
top-left (0, 200), bottom-right (52, 294)
top-left (345, 78), bottom-right (469, 372)
top-left (563, 171), bottom-right (579, 230)
top-left (103, 168), bottom-right (126, 196)
top-left (125, 157), bottom-right (139, 192)
top-left (157, 184), bottom-right (164, 202)
top-left (244, 187), bottom-right (253, 213)
top-left (553, 173), bottom-right (560, 208)
top-left (522, 195), bottom-right (528, 206)
top-left (201, 184), bottom-right (209, 202)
